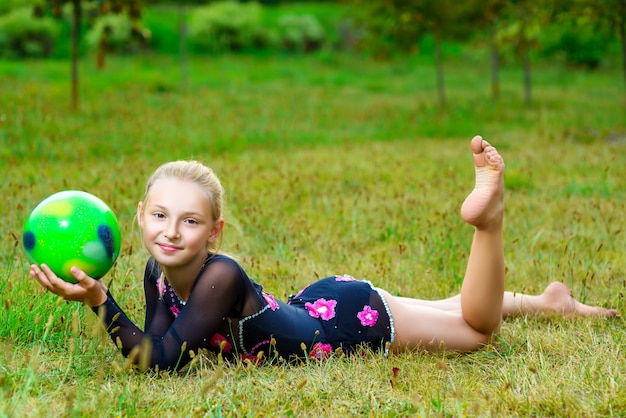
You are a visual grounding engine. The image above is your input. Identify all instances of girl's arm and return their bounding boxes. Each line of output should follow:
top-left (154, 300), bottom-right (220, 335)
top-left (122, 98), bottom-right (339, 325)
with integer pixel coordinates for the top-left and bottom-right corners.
top-left (32, 258), bottom-right (244, 370)
top-left (92, 258), bottom-right (244, 370)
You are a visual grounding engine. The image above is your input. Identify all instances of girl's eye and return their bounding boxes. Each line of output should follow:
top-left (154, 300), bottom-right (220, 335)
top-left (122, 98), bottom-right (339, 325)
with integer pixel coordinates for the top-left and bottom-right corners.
top-left (153, 212), bottom-right (165, 219)
top-left (185, 218), bottom-right (198, 225)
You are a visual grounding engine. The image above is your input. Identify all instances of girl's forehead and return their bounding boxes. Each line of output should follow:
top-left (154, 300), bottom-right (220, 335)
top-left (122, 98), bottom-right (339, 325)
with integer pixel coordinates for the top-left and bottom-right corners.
top-left (146, 178), bottom-right (210, 206)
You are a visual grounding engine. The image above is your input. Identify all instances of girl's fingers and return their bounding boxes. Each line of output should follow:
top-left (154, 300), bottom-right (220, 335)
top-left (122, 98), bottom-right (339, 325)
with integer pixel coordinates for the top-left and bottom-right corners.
top-left (70, 266), bottom-right (89, 283)
top-left (30, 264), bottom-right (53, 290)
top-left (33, 264), bottom-right (72, 294)
top-left (29, 264), bottom-right (98, 304)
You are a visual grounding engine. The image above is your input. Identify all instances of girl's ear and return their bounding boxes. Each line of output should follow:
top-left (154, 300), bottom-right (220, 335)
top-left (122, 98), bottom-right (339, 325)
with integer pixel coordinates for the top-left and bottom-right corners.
top-left (137, 201), bottom-right (144, 228)
top-left (209, 218), bottom-right (225, 243)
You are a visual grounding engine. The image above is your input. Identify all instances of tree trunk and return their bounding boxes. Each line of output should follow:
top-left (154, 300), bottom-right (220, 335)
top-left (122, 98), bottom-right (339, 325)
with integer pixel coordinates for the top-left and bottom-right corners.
top-left (71, 0), bottom-right (81, 112)
top-left (434, 27), bottom-right (446, 108)
top-left (490, 19), bottom-right (500, 101)
top-left (522, 46), bottom-right (531, 108)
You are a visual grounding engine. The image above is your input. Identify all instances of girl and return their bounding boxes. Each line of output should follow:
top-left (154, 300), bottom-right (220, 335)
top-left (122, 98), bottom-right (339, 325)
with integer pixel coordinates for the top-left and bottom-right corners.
top-left (30, 136), bottom-right (617, 370)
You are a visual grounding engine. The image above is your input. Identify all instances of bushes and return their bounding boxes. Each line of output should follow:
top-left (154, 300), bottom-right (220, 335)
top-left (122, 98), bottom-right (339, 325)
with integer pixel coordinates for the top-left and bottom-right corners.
top-left (188, 1), bottom-right (274, 53)
top-left (85, 12), bottom-right (151, 54)
top-left (540, 19), bottom-right (611, 69)
top-left (188, 1), bottom-right (325, 54)
top-left (1, 1), bottom-right (616, 66)
top-left (278, 14), bottom-right (325, 52)
top-left (0, 7), bottom-right (60, 58)
top-left (0, 1), bottom-right (330, 59)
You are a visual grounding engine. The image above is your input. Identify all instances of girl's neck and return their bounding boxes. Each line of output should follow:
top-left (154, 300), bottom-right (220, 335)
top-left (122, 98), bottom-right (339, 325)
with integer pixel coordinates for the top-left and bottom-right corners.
top-left (160, 252), bottom-right (208, 302)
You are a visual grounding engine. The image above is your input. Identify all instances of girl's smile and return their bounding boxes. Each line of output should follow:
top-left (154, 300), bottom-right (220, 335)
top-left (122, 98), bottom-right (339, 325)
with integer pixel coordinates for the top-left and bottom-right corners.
top-left (157, 243), bottom-right (182, 253)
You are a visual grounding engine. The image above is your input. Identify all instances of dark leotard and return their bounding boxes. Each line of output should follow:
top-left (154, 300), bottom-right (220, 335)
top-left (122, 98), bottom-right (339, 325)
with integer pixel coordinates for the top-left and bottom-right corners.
top-left (93, 254), bottom-right (394, 370)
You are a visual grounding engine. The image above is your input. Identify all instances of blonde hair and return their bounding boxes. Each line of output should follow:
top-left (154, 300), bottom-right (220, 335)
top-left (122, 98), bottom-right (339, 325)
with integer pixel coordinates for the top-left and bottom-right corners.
top-left (143, 160), bottom-right (224, 253)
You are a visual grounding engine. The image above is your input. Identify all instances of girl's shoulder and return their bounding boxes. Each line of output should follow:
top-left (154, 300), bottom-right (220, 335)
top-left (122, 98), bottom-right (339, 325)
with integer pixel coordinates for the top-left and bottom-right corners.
top-left (203, 253), bottom-right (263, 292)
top-left (202, 253), bottom-right (250, 280)
top-left (204, 253), bottom-right (241, 269)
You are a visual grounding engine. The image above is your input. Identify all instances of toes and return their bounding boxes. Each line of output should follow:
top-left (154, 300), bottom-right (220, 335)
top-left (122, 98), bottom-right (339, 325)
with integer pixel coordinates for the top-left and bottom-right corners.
top-left (483, 146), bottom-right (504, 170)
top-left (470, 136), bottom-right (504, 170)
top-left (470, 135), bottom-right (484, 154)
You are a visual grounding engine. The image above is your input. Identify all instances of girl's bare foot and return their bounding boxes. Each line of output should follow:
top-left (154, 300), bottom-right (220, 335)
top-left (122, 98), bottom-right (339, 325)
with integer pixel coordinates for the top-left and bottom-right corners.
top-left (542, 281), bottom-right (619, 317)
top-left (461, 135), bottom-right (505, 230)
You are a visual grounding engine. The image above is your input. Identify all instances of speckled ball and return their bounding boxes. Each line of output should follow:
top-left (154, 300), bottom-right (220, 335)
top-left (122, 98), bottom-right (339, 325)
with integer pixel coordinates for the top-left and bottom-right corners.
top-left (23, 190), bottom-right (121, 283)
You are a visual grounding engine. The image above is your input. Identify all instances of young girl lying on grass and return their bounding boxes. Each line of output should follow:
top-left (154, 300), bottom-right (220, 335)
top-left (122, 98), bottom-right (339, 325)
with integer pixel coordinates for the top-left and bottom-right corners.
top-left (30, 136), bottom-right (618, 370)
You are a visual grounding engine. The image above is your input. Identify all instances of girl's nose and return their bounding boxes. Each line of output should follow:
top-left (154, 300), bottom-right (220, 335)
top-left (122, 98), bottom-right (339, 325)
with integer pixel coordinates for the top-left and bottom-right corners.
top-left (164, 223), bottom-right (180, 240)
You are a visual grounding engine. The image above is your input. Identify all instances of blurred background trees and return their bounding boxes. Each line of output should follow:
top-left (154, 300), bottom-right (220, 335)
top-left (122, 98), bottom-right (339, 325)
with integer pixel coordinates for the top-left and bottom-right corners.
top-left (1, 0), bottom-right (623, 108)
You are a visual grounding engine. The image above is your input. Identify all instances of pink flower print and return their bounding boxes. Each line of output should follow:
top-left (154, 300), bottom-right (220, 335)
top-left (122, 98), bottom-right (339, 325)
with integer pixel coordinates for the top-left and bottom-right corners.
top-left (209, 333), bottom-right (233, 353)
top-left (309, 342), bottom-right (333, 360)
top-left (239, 353), bottom-right (261, 365)
top-left (357, 305), bottom-right (379, 327)
top-left (170, 305), bottom-right (180, 318)
top-left (305, 298), bottom-right (337, 320)
top-left (262, 292), bottom-right (279, 311)
top-left (335, 274), bottom-right (356, 282)
top-left (156, 275), bottom-right (166, 296)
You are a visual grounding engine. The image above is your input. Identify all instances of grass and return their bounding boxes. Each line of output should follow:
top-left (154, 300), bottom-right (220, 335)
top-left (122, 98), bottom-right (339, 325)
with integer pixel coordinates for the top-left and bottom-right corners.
top-left (1, 50), bottom-right (625, 416)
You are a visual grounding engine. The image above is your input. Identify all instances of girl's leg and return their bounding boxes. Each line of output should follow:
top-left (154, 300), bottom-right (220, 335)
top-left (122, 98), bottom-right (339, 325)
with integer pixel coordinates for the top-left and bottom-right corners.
top-left (501, 282), bottom-right (618, 317)
top-left (458, 135), bottom-right (505, 334)
top-left (387, 135), bottom-right (506, 352)
top-left (394, 283), bottom-right (618, 317)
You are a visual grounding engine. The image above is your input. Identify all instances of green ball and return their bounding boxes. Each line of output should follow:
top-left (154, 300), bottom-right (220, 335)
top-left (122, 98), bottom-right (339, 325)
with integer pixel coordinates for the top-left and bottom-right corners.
top-left (23, 190), bottom-right (122, 283)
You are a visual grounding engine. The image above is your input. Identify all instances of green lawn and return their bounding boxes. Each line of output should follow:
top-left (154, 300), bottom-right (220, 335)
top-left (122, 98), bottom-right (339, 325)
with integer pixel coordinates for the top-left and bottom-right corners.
top-left (1, 52), bottom-right (625, 416)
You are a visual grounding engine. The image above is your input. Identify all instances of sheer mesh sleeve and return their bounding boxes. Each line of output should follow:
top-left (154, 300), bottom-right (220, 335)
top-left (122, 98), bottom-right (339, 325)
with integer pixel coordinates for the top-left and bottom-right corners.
top-left (92, 257), bottom-right (245, 370)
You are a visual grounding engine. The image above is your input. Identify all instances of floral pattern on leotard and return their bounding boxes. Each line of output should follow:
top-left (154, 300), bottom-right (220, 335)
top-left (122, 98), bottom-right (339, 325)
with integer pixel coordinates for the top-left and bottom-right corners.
top-left (262, 292), bottom-right (279, 311)
top-left (156, 273), bottom-right (187, 318)
top-left (357, 305), bottom-right (379, 327)
top-left (156, 275), bottom-right (166, 296)
top-left (209, 333), bottom-right (233, 353)
top-left (335, 274), bottom-right (356, 282)
top-left (305, 298), bottom-right (337, 320)
top-left (309, 342), bottom-right (333, 360)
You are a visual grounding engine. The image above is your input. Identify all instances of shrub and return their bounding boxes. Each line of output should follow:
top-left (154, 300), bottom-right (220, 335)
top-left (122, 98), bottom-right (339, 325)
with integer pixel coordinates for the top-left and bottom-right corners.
top-left (278, 14), bottom-right (325, 52)
top-left (85, 12), bottom-right (151, 54)
top-left (540, 19), bottom-right (611, 69)
top-left (188, 1), bottom-right (276, 53)
top-left (0, 7), bottom-right (60, 58)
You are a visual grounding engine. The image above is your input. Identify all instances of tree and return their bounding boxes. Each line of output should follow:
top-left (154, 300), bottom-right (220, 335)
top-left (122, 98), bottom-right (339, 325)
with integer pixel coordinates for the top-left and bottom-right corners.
top-left (569, 0), bottom-right (626, 106)
top-left (462, 0), bottom-right (509, 101)
top-left (496, 0), bottom-right (555, 107)
top-left (46, 0), bottom-right (143, 111)
top-left (486, 1), bottom-right (507, 101)
top-left (350, 0), bottom-right (478, 108)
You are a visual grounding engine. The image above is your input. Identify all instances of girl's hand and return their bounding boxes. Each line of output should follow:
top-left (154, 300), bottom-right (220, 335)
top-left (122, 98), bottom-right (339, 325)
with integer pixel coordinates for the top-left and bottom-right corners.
top-left (29, 264), bottom-right (108, 307)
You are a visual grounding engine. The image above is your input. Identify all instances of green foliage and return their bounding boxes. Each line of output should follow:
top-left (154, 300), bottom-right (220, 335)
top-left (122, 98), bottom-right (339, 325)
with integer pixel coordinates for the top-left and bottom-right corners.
top-left (494, 0), bottom-right (552, 58)
top-left (188, 1), bottom-right (275, 53)
top-left (0, 6), bottom-right (59, 58)
top-left (346, 0), bottom-right (482, 57)
top-left (278, 13), bottom-right (325, 52)
top-left (141, 4), bottom-right (180, 55)
top-left (541, 20), bottom-right (610, 69)
top-left (347, 1), bottom-right (422, 56)
top-left (84, 11), bottom-right (150, 53)
top-left (0, 0), bottom-right (37, 14)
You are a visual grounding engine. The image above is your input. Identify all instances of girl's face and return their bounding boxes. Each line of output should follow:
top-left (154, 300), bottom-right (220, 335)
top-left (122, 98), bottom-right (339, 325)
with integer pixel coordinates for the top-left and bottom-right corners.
top-left (137, 178), bottom-right (223, 269)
